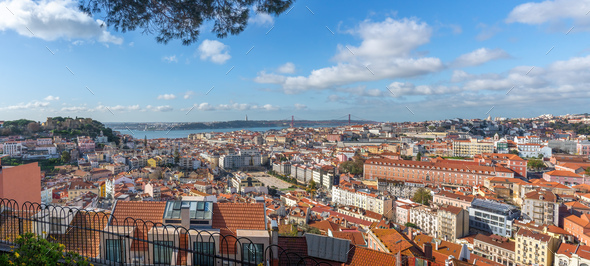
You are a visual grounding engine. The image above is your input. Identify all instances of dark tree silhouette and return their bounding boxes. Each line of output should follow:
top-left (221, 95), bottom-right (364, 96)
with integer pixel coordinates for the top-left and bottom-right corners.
top-left (79, 0), bottom-right (294, 45)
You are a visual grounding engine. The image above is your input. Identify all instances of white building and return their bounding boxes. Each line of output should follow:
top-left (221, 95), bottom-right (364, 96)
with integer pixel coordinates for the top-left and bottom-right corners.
top-left (517, 143), bottom-right (552, 158)
top-left (2, 142), bottom-right (22, 156)
top-left (409, 205), bottom-right (438, 237)
top-left (331, 185), bottom-right (394, 219)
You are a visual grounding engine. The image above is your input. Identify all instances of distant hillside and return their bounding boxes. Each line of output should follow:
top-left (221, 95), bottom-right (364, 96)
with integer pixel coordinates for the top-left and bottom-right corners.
top-left (1, 117), bottom-right (119, 144)
top-left (106, 119), bottom-right (376, 131)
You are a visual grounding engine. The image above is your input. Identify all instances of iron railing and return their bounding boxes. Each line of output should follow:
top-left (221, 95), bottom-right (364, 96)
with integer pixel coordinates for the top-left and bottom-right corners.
top-left (0, 198), bottom-right (337, 266)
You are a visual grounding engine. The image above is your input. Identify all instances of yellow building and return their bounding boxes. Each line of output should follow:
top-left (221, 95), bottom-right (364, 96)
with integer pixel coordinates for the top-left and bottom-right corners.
top-left (452, 139), bottom-right (495, 157)
top-left (147, 157), bottom-right (162, 168)
top-left (515, 228), bottom-right (559, 266)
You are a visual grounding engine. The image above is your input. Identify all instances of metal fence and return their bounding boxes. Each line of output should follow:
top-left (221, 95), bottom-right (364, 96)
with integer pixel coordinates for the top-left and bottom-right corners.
top-left (0, 198), bottom-right (337, 266)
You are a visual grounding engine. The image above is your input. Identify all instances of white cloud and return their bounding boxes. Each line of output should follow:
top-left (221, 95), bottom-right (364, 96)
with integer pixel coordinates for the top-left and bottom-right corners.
top-left (183, 91), bottom-right (195, 99)
top-left (249, 12), bottom-right (274, 27)
top-left (277, 62), bottom-right (296, 74)
top-left (452, 48), bottom-right (510, 67)
top-left (157, 94), bottom-right (176, 100)
top-left (146, 105), bottom-right (173, 112)
top-left (294, 103), bottom-right (307, 110)
top-left (60, 106), bottom-right (88, 112)
top-left (44, 95), bottom-right (60, 101)
top-left (128, 42), bottom-right (134, 47)
top-left (162, 55), bottom-right (178, 63)
top-left (253, 17), bottom-right (443, 94)
top-left (386, 82), bottom-right (462, 96)
top-left (506, 0), bottom-right (590, 27)
top-left (197, 39), bottom-right (231, 64)
top-left (0, 100), bottom-right (50, 111)
top-left (195, 102), bottom-right (280, 111)
top-left (0, 0), bottom-right (123, 44)
top-left (335, 18), bottom-right (433, 61)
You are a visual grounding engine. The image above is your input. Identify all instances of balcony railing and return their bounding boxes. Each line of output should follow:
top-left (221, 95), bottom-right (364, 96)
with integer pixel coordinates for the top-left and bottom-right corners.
top-left (0, 198), bottom-right (335, 266)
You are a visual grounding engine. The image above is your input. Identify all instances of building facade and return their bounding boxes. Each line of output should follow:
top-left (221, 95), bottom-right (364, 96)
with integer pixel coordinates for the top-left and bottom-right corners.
top-left (469, 199), bottom-right (520, 237)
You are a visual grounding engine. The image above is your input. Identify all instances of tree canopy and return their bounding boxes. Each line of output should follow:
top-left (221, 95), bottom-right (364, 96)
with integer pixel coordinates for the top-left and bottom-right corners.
top-left (412, 188), bottom-right (432, 205)
top-left (79, 0), bottom-right (294, 45)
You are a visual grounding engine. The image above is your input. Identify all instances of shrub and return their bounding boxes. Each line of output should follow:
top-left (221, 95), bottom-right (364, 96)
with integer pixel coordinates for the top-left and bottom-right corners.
top-left (0, 233), bottom-right (91, 266)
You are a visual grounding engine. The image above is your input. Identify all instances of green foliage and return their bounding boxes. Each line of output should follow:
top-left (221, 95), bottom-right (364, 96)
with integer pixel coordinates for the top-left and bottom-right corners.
top-left (338, 155), bottom-right (365, 175)
top-left (267, 170), bottom-right (299, 186)
top-left (509, 149), bottom-right (520, 155)
top-left (528, 159), bottom-right (546, 171)
top-left (280, 224), bottom-right (299, 237)
top-left (412, 188), bottom-right (432, 205)
top-left (309, 180), bottom-right (317, 190)
top-left (416, 152), bottom-right (422, 161)
top-left (0, 233), bottom-right (91, 266)
top-left (550, 122), bottom-right (590, 136)
top-left (405, 222), bottom-right (418, 228)
top-left (61, 151), bottom-right (71, 163)
top-left (79, 0), bottom-right (294, 45)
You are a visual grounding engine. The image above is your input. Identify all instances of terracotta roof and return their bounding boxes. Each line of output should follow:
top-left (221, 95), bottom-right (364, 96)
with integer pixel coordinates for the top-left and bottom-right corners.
top-left (110, 201), bottom-right (167, 251)
top-left (516, 228), bottom-right (551, 242)
top-left (545, 170), bottom-right (582, 178)
top-left (413, 234), bottom-right (462, 264)
top-left (371, 229), bottom-right (416, 255)
top-left (473, 234), bottom-right (515, 251)
top-left (524, 188), bottom-right (557, 202)
top-left (212, 202), bottom-right (266, 255)
top-left (308, 220), bottom-right (342, 233)
top-left (49, 211), bottom-right (110, 258)
top-left (344, 246), bottom-right (397, 266)
top-left (332, 231), bottom-right (366, 246)
top-left (439, 205), bottom-right (464, 215)
top-left (110, 201), bottom-right (166, 225)
top-left (564, 201), bottom-right (590, 210)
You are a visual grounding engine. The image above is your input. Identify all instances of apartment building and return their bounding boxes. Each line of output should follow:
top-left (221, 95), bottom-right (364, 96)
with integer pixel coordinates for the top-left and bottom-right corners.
top-left (452, 139), bottom-right (494, 157)
top-left (409, 205), bottom-right (437, 236)
top-left (432, 190), bottom-right (474, 210)
top-left (469, 199), bottom-right (520, 237)
top-left (515, 228), bottom-right (558, 266)
top-left (473, 234), bottom-right (515, 266)
top-left (364, 158), bottom-right (514, 187)
top-left (2, 142), bottom-right (22, 156)
top-left (563, 214), bottom-right (590, 245)
top-left (554, 242), bottom-right (590, 266)
top-left (522, 188), bottom-right (560, 226)
top-left (474, 153), bottom-right (528, 177)
top-left (331, 185), bottom-right (394, 220)
top-left (436, 205), bottom-right (469, 242)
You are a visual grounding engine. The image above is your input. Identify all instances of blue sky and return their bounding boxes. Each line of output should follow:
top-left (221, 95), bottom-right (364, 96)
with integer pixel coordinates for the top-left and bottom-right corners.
top-left (1, 0), bottom-right (590, 123)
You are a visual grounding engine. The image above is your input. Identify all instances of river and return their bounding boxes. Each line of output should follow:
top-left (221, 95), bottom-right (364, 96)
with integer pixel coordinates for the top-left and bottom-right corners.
top-left (110, 127), bottom-right (286, 139)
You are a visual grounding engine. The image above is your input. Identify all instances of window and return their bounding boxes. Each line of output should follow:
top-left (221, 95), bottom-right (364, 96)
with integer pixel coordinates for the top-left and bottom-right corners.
top-left (154, 241), bottom-right (173, 264)
top-left (105, 239), bottom-right (125, 263)
top-left (194, 242), bottom-right (215, 266)
top-left (243, 243), bottom-right (264, 265)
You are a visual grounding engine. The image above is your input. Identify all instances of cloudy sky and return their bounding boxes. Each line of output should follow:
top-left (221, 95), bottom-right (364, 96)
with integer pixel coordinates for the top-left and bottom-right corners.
top-left (1, 0), bottom-right (590, 123)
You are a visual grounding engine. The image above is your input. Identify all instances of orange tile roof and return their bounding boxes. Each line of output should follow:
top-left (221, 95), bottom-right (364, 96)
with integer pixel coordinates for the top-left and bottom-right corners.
top-left (371, 229), bottom-right (415, 254)
top-left (413, 234), bottom-right (462, 263)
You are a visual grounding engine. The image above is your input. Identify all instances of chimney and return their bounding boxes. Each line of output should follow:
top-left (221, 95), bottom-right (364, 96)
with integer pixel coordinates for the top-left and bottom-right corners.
top-left (423, 242), bottom-right (433, 260)
top-left (435, 240), bottom-right (439, 251)
top-left (180, 202), bottom-right (190, 229)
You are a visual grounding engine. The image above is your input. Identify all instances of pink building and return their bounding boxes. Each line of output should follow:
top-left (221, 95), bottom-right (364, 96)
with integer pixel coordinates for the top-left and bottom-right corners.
top-left (543, 170), bottom-right (587, 186)
top-left (0, 159), bottom-right (41, 204)
top-left (337, 153), bottom-right (348, 162)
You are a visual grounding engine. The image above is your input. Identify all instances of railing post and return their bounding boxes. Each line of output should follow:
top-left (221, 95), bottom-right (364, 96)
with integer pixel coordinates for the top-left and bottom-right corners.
top-left (18, 218), bottom-right (23, 235)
